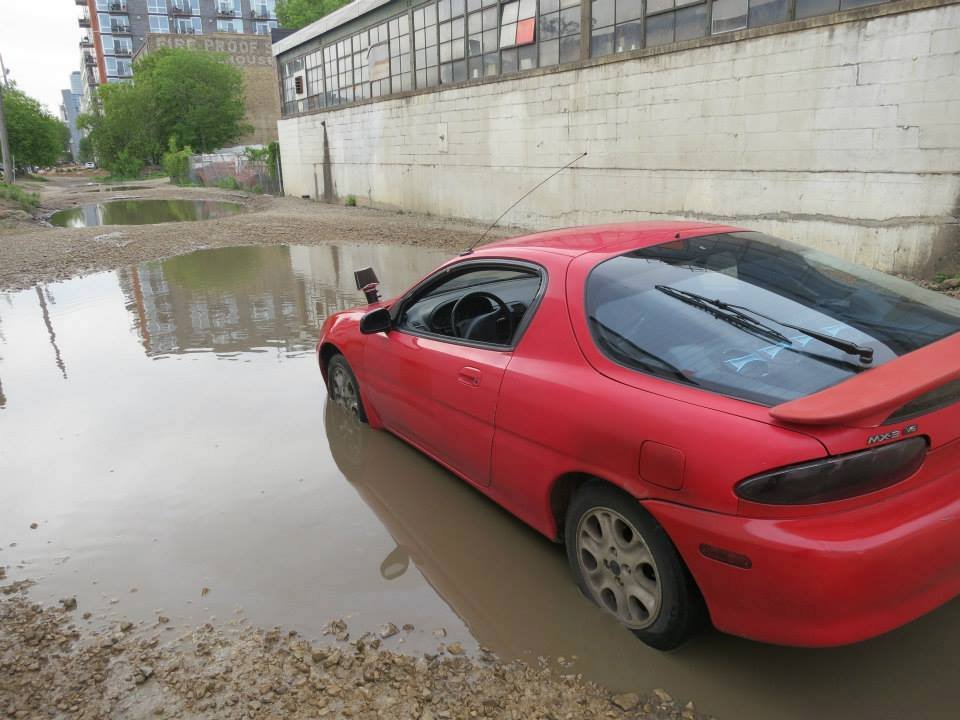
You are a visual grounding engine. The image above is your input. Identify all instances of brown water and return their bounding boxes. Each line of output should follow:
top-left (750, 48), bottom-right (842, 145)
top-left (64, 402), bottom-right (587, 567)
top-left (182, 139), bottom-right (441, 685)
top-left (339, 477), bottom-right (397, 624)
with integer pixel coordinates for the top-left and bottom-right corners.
top-left (1, 243), bottom-right (958, 719)
top-left (48, 199), bottom-right (245, 227)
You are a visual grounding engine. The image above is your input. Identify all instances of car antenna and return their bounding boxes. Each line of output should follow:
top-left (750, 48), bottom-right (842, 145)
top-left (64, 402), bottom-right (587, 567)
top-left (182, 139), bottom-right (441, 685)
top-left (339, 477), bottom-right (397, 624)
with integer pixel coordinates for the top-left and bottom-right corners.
top-left (460, 151), bottom-right (588, 256)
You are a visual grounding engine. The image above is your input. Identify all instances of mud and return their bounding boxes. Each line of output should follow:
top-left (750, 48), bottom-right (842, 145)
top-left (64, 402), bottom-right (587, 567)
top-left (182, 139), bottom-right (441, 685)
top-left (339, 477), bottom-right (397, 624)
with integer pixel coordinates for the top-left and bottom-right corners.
top-left (0, 583), bottom-right (699, 720)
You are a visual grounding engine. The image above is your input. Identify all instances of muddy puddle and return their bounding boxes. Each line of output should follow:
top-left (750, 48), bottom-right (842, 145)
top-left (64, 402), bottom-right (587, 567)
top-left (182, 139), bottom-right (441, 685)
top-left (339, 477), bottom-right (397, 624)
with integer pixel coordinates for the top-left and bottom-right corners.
top-left (48, 199), bottom-right (245, 227)
top-left (2, 243), bottom-right (959, 720)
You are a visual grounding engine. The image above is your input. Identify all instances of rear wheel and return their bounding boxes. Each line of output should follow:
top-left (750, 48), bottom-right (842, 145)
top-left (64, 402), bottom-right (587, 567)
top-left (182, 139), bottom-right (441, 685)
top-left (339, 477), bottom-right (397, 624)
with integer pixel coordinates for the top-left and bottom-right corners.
top-left (564, 483), bottom-right (704, 650)
top-left (327, 354), bottom-right (368, 423)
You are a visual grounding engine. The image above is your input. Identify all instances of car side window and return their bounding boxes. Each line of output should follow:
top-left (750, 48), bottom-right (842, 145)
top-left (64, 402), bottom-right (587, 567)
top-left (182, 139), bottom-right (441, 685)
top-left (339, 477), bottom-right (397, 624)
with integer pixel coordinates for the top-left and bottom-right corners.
top-left (397, 264), bottom-right (543, 347)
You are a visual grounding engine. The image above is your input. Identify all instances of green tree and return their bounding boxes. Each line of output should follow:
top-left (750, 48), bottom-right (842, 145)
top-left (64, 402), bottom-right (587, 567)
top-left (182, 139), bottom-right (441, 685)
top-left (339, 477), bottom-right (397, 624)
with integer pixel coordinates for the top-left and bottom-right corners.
top-left (276, 0), bottom-right (351, 29)
top-left (78, 48), bottom-right (251, 176)
top-left (0, 88), bottom-right (70, 168)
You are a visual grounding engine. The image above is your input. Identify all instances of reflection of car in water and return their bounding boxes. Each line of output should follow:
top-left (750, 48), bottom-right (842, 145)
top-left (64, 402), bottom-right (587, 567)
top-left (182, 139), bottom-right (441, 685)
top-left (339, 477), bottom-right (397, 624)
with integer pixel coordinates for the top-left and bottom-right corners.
top-left (318, 222), bottom-right (960, 649)
top-left (323, 399), bottom-right (609, 660)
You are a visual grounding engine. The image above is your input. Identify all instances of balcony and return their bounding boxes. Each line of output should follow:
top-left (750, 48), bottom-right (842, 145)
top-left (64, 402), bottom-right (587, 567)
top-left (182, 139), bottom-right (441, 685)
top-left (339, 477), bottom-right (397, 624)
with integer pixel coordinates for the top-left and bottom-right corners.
top-left (78, 15), bottom-right (91, 27)
top-left (75, 0), bottom-right (87, 5)
top-left (249, 8), bottom-right (274, 19)
top-left (109, 1), bottom-right (127, 10)
top-left (110, 23), bottom-right (131, 33)
top-left (169, 2), bottom-right (192, 15)
top-left (80, 37), bottom-right (93, 47)
top-left (84, 52), bottom-right (96, 66)
top-left (216, 4), bottom-right (237, 17)
top-left (174, 26), bottom-right (199, 34)
top-left (114, 46), bottom-right (132, 56)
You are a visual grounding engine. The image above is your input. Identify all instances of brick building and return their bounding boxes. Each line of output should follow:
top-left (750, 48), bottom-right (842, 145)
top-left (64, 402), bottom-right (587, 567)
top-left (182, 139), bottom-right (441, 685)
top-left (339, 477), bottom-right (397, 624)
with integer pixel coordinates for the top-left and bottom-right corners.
top-left (272, 0), bottom-right (960, 276)
top-left (138, 32), bottom-right (280, 144)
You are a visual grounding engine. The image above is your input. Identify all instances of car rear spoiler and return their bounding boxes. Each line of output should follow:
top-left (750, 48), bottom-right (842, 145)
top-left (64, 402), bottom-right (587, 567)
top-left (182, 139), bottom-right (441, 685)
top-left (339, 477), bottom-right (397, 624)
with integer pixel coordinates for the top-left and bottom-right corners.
top-left (770, 332), bottom-right (960, 427)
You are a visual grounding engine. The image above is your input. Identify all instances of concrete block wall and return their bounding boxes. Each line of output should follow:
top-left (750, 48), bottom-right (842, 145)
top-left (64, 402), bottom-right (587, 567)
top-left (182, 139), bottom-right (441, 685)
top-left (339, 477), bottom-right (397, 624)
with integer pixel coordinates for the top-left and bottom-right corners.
top-left (277, 1), bottom-right (960, 276)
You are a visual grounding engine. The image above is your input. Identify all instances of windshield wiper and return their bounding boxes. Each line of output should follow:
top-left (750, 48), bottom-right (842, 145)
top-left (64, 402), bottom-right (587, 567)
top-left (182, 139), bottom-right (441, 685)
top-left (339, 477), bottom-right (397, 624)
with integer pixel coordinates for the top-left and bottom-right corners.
top-left (655, 285), bottom-right (874, 364)
top-left (589, 317), bottom-right (699, 385)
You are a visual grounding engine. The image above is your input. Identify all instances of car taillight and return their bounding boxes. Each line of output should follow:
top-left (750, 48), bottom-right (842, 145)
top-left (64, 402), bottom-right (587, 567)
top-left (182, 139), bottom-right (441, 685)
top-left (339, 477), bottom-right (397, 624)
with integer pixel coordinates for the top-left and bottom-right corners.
top-left (735, 437), bottom-right (927, 505)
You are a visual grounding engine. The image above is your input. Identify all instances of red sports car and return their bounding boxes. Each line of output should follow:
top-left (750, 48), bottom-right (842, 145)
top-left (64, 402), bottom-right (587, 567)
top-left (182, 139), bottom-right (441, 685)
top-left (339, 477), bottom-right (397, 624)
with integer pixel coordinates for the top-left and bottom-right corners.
top-left (318, 222), bottom-right (960, 649)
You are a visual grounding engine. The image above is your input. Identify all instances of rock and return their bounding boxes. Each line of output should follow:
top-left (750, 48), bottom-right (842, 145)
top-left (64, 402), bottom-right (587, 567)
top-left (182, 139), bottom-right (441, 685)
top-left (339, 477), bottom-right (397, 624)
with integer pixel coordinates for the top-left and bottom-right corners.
top-left (119, 621), bottom-right (133, 632)
top-left (378, 623), bottom-right (398, 639)
top-left (612, 693), bottom-right (640, 711)
top-left (942, 277), bottom-right (960, 289)
top-left (446, 642), bottom-right (464, 656)
top-left (402, 623), bottom-right (414, 632)
top-left (432, 628), bottom-right (447, 639)
top-left (29, 523), bottom-right (38, 530)
top-left (652, 688), bottom-right (673, 703)
top-left (157, 615), bottom-right (170, 625)
top-left (200, 587), bottom-right (210, 597)
top-left (60, 597), bottom-right (77, 611)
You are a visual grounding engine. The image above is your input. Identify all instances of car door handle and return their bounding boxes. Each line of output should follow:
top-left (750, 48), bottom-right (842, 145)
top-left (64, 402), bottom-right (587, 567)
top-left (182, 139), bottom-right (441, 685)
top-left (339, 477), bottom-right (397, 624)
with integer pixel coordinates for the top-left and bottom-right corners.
top-left (458, 366), bottom-right (482, 387)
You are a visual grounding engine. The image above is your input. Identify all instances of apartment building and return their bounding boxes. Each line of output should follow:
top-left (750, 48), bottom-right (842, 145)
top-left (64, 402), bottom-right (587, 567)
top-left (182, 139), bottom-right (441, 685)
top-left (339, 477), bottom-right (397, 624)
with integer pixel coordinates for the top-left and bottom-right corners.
top-left (75, 0), bottom-right (279, 86)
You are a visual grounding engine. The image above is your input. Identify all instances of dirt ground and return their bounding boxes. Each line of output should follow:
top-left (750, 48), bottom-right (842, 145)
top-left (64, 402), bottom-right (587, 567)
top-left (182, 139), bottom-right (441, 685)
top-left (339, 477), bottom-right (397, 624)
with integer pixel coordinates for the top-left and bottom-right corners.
top-left (1, 581), bottom-right (704, 720)
top-left (0, 174), bottom-right (515, 293)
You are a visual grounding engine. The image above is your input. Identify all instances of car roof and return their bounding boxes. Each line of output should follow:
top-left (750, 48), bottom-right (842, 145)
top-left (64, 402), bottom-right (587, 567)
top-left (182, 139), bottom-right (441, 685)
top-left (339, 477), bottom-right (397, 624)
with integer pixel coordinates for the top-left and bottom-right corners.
top-left (474, 221), bottom-right (743, 258)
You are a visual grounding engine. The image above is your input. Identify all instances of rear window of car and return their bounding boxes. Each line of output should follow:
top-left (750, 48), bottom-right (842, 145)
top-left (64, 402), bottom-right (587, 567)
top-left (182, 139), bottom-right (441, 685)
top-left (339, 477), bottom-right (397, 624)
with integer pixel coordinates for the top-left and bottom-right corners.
top-left (585, 231), bottom-right (960, 406)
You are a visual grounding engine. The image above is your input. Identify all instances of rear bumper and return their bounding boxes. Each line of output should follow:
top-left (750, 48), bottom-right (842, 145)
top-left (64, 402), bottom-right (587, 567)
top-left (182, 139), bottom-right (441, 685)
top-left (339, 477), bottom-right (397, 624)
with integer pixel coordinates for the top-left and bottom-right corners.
top-left (646, 441), bottom-right (960, 647)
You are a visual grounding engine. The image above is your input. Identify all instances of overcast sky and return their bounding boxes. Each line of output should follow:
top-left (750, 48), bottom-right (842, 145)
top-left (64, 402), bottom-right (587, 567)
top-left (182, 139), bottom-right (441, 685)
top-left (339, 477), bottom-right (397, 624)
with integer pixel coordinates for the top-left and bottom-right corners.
top-left (0, 0), bottom-right (83, 116)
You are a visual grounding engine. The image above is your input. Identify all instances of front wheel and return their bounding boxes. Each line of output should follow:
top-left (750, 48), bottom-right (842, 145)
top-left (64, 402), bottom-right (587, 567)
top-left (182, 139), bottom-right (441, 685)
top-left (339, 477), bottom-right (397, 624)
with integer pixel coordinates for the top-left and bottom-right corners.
top-left (564, 483), bottom-right (705, 650)
top-left (327, 354), bottom-right (368, 423)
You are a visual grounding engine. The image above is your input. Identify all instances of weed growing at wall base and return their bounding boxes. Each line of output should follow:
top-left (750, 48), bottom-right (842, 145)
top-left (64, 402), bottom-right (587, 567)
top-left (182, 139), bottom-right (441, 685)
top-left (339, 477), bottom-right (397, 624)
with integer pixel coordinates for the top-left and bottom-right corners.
top-left (0, 183), bottom-right (41, 212)
top-left (345, 195), bottom-right (357, 207)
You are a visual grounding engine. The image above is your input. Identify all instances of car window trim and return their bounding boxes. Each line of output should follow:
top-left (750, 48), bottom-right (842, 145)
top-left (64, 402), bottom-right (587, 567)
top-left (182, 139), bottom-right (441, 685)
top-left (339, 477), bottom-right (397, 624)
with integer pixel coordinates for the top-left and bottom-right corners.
top-left (392, 258), bottom-right (548, 352)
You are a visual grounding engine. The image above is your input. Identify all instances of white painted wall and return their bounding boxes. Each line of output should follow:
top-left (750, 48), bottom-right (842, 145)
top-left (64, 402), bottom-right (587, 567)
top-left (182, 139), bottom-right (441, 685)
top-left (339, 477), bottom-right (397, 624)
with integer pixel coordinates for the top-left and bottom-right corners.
top-left (277, 2), bottom-right (960, 275)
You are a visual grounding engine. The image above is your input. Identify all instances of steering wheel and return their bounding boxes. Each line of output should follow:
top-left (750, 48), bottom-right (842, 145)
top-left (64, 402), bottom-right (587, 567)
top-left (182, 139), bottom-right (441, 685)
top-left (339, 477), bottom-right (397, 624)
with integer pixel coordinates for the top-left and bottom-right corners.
top-left (451, 291), bottom-right (514, 342)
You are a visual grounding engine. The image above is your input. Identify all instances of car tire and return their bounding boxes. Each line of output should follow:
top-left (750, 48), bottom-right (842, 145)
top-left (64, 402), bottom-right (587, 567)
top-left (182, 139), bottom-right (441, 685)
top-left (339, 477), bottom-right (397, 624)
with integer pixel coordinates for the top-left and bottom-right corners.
top-left (326, 354), bottom-right (368, 423)
top-left (564, 482), bottom-right (705, 650)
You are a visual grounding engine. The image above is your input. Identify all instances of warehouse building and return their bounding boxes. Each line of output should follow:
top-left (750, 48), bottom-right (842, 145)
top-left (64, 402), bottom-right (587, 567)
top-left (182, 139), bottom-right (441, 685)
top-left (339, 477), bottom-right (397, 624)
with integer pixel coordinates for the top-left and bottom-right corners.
top-left (273, 0), bottom-right (960, 275)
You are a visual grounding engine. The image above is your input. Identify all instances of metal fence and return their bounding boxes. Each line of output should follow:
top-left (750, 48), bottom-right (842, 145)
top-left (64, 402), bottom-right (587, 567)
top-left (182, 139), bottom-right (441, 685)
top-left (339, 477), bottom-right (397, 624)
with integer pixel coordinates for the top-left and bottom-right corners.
top-left (189, 145), bottom-right (281, 194)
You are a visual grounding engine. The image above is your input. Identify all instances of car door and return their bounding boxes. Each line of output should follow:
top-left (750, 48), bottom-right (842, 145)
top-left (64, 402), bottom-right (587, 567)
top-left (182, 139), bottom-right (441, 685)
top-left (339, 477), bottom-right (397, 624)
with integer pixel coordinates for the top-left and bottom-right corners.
top-left (362, 260), bottom-right (545, 487)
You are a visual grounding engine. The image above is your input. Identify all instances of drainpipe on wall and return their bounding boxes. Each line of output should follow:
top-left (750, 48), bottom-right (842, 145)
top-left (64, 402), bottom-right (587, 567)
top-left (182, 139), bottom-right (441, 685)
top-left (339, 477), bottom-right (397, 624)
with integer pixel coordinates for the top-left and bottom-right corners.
top-left (321, 120), bottom-right (334, 203)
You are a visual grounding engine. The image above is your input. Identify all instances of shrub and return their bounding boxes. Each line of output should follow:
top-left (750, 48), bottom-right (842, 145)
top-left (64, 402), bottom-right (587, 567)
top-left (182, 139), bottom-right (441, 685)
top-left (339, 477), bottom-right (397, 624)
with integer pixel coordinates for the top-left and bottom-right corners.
top-left (252, 183), bottom-right (264, 194)
top-left (162, 138), bottom-right (193, 185)
top-left (107, 149), bottom-right (144, 180)
top-left (345, 194), bottom-right (357, 207)
top-left (215, 176), bottom-right (242, 190)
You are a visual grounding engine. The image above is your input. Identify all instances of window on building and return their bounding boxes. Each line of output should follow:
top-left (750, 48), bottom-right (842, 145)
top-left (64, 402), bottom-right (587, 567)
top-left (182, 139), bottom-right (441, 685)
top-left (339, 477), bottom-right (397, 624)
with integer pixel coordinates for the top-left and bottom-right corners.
top-left (114, 37), bottom-right (133, 54)
top-left (645, 0), bottom-right (707, 47)
top-left (590, 0), bottom-right (642, 56)
top-left (149, 14), bottom-right (170, 32)
top-left (254, 21), bottom-right (278, 34)
top-left (218, 0), bottom-right (240, 15)
top-left (389, 13), bottom-right (412, 92)
top-left (538, 0), bottom-right (581, 66)
top-left (117, 59), bottom-right (133, 77)
top-left (305, 50), bottom-right (323, 108)
top-left (217, 18), bottom-right (243, 32)
top-left (147, 0), bottom-right (166, 12)
top-left (414, 3), bottom-right (440, 88)
top-left (101, 34), bottom-right (115, 53)
top-left (438, 0), bottom-right (467, 83)
top-left (105, 56), bottom-right (118, 76)
top-left (173, 16), bottom-right (202, 34)
top-left (467, 0), bottom-right (499, 79)
top-left (711, 0), bottom-right (787, 32)
top-left (499, 0), bottom-right (537, 72)
top-left (253, 0), bottom-right (277, 18)
top-left (369, 24), bottom-right (391, 96)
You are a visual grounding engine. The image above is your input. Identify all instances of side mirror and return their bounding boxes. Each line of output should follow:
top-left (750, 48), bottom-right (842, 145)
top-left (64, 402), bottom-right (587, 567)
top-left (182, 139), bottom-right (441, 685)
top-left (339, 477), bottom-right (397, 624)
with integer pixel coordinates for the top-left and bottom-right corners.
top-left (360, 307), bottom-right (391, 334)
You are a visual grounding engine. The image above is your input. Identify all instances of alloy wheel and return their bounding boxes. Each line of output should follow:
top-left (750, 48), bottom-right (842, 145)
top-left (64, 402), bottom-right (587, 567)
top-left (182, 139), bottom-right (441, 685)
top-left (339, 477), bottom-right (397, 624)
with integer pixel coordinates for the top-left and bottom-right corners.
top-left (330, 365), bottom-right (360, 417)
top-left (575, 506), bottom-right (662, 629)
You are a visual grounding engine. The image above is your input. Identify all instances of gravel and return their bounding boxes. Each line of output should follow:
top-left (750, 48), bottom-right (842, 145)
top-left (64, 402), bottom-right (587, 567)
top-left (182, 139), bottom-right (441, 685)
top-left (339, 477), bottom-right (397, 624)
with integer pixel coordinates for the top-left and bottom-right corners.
top-left (0, 582), bottom-right (711, 720)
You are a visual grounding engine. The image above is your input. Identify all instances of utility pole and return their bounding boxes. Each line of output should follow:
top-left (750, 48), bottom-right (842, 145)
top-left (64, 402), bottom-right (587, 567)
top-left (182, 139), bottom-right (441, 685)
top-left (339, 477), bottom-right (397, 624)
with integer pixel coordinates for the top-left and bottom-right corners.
top-left (0, 52), bottom-right (12, 184)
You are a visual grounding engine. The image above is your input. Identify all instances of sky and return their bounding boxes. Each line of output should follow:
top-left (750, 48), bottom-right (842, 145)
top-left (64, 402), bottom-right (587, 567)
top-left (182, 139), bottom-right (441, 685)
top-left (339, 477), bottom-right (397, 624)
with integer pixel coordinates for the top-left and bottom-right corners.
top-left (0, 0), bottom-right (84, 116)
